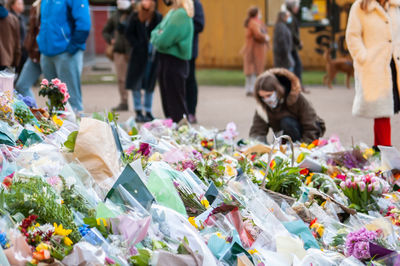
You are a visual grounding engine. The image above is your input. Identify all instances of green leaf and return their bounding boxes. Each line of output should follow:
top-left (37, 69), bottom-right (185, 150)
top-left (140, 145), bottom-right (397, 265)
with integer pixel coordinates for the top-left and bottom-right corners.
top-left (130, 127), bottom-right (138, 136)
top-left (64, 131), bottom-right (78, 152)
top-left (129, 249), bottom-right (151, 266)
top-left (108, 112), bottom-right (114, 123)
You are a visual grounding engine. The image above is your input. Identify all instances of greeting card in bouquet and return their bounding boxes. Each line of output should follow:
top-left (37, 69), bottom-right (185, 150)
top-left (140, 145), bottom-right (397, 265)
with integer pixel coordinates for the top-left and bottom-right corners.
top-left (73, 118), bottom-right (121, 185)
top-left (106, 164), bottom-right (155, 210)
top-left (0, 70), bottom-right (14, 101)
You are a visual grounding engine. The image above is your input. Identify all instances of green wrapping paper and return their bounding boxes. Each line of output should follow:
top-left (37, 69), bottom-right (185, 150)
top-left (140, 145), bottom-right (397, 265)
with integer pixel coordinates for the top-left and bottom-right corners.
top-left (146, 168), bottom-right (187, 216)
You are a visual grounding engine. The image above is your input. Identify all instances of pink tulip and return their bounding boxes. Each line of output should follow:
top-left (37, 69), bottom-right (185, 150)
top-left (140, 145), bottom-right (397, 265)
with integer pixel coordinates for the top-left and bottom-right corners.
top-left (368, 184), bottom-right (373, 192)
top-left (340, 181), bottom-right (346, 190)
top-left (358, 182), bottom-right (366, 191)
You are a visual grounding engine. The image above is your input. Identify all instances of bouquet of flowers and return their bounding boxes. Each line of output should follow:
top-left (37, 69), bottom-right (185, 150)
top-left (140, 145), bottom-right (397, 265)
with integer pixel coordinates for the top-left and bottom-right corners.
top-left (38, 79), bottom-right (70, 115)
top-left (339, 173), bottom-right (390, 212)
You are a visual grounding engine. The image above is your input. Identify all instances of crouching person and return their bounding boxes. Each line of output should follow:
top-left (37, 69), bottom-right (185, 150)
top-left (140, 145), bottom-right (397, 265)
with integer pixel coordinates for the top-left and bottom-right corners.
top-left (249, 68), bottom-right (325, 143)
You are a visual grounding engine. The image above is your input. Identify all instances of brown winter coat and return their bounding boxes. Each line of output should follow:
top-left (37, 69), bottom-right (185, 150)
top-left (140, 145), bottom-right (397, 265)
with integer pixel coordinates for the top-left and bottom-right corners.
top-left (0, 12), bottom-right (21, 67)
top-left (242, 18), bottom-right (269, 76)
top-left (249, 68), bottom-right (326, 143)
top-left (24, 3), bottom-right (40, 63)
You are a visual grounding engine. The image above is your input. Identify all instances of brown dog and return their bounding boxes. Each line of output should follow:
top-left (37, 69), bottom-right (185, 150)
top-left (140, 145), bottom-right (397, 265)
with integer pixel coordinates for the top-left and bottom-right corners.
top-left (323, 49), bottom-right (354, 89)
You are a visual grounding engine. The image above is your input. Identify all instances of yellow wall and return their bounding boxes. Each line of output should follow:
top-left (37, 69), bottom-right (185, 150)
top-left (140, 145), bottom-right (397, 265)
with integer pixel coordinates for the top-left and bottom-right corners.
top-left (156, 0), bottom-right (351, 69)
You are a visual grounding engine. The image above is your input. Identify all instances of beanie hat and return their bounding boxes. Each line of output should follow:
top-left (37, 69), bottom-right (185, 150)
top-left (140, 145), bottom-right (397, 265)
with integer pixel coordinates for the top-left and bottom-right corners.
top-left (117, 0), bottom-right (131, 10)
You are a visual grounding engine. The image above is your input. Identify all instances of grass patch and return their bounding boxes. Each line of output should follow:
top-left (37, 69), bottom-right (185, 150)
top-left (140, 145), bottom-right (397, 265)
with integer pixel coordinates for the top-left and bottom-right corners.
top-left (196, 69), bottom-right (347, 87)
top-left (81, 69), bottom-right (349, 87)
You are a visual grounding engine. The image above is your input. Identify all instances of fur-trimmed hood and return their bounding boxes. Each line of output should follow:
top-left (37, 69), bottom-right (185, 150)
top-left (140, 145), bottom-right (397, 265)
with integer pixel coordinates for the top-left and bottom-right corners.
top-left (254, 68), bottom-right (302, 108)
top-left (364, 0), bottom-right (400, 13)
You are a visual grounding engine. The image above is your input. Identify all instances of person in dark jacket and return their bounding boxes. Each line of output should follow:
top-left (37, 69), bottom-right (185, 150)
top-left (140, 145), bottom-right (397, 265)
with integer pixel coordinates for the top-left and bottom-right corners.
top-left (249, 68), bottom-right (325, 143)
top-left (6, 0), bottom-right (26, 78)
top-left (102, 0), bottom-right (132, 112)
top-left (0, 0), bottom-right (20, 70)
top-left (273, 11), bottom-right (294, 71)
top-left (286, 0), bottom-right (308, 93)
top-left (15, 0), bottom-right (41, 103)
top-left (125, 0), bottom-right (162, 122)
top-left (185, 0), bottom-right (204, 124)
top-left (37, 0), bottom-right (91, 113)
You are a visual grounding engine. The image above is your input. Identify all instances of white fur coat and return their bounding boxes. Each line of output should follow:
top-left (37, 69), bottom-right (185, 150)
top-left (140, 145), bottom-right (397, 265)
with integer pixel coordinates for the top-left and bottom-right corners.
top-left (346, 0), bottom-right (400, 118)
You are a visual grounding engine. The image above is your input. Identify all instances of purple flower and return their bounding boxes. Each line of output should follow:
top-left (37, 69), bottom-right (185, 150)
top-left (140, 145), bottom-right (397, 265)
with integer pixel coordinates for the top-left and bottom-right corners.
top-left (138, 143), bottom-right (151, 157)
top-left (182, 160), bottom-right (196, 171)
top-left (105, 257), bottom-right (116, 264)
top-left (345, 228), bottom-right (377, 260)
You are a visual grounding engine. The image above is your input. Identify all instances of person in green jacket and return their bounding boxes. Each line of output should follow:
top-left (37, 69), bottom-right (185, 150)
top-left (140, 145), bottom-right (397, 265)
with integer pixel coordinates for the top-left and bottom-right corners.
top-left (150, 0), bottom-right (194, 123)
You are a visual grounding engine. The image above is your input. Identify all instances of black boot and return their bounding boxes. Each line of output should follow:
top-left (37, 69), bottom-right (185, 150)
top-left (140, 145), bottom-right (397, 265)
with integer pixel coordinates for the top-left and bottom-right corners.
top-left (135, 110), bottom-right (145, 123)
top-left (143, 112), bottom-right (154, 122)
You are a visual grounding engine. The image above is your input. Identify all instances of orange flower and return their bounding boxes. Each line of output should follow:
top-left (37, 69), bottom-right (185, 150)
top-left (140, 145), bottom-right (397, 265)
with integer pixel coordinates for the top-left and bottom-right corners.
top-left (269, 159), bottom-right (276, 170)
top-left (33, 249), bottom-right (51, 261)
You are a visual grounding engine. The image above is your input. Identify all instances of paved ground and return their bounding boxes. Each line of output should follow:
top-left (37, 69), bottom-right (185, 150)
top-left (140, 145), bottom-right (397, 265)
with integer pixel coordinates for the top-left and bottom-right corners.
top-left (34, 83), bottom-right (400, 148)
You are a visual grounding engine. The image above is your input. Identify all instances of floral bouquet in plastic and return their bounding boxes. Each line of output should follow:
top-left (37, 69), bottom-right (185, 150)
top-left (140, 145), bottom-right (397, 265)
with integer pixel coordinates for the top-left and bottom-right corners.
top-left (339, 173), bottom-right (390, 212)
top-left (38, 79), bottom-right (70, 115)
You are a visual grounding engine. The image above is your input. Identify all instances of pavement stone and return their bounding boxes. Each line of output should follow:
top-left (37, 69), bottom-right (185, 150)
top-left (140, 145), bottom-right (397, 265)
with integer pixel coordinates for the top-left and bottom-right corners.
top-left (34, 84), bottom-right (400, 148)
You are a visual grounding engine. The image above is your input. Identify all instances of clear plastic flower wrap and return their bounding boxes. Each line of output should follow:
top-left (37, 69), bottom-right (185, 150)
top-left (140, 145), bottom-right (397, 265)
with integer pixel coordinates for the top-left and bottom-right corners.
top-left (149, 204), bottom-right (218, 266)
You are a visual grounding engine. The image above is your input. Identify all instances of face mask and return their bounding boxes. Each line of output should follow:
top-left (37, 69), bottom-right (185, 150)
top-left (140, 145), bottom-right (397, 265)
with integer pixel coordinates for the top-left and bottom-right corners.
top-left (287, 16), bottom-right (293, 24)
top-left (263, 91), bottom-right (279, 109)
top-left (163, 0), bottom-right (172, 6)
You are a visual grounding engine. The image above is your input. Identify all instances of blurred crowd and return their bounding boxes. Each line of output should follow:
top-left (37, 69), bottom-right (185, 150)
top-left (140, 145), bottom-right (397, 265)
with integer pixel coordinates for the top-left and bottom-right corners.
top-left (0, 0), bottom-right (204, 123)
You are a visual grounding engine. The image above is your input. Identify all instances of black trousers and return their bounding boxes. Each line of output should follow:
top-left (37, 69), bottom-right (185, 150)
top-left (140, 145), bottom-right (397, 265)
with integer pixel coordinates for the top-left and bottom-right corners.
top-left (391, 58), bottom-right (400, 114)
top-left (185, 58), bottom-right (198, 115)
top-left (280, 116), bottom-right (302, 142)
top-left (291, 50), bottom-right (303, 84)
top-left (158, 53), bottom-right (189, 123)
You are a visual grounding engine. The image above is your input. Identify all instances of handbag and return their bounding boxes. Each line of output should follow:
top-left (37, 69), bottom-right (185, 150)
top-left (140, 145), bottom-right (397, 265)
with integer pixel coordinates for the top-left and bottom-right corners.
top-left (105, 43), bottom-right (114, 61)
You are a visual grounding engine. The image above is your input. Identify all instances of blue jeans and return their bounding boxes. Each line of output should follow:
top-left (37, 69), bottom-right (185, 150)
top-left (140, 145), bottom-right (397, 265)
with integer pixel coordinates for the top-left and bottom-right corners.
top-left (15, 58), bottom-right (41, 100)
top-left (133, 90), bottom-right (153, 113)
top-left (40, 50), bottom-right (84, 112)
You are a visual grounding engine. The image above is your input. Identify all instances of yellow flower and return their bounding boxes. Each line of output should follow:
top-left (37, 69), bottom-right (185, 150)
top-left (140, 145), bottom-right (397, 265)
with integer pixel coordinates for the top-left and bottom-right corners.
top-left (188, 217), bottom-right (198, 229)
top-left (96, 218), bottom-right (107, 227)
top-left (53, 223), bottom-right (72, 237)
top-left (317, 226), bottom-right (325, 237)
top-left (34, 125), bottom-right (43, 133)
top-left (260, 170), bottom-right (266, 177)
top-left (363, 148), bottom-right (374, 159)
top-left (201, 198), bottom-right (210, 209)
top-left (36, 243), bottom-right (49, 252)
top-left (306, 175), bottom-right (312, 185)
top-left (148, 152), bottom-right (162, 162)
top-left (300, 143), bottom-right (307, 148)
top-left (52, 115), bottom-right (63, 127)
top-left (297, 153), bottom-right (305, 163)
top-left (64, 236), bottom-right (73, 246)
top-left (307, 143), bottom-right (316, 150)
top-left (61, 200), bottom-right (64, 204)
top-left (225, 165), bottom-right (235, 177)
top-left (215, 232), bottom-right (226, 240)
top-left (321, 201), bottom-right (327, 208)
top-left (248, 249), bottom-right (259, 255)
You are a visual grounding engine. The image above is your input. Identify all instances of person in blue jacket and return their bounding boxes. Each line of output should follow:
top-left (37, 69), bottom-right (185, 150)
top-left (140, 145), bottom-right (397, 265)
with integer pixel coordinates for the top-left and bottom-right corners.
top-left (37, 0), bottom-right (91, 113)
